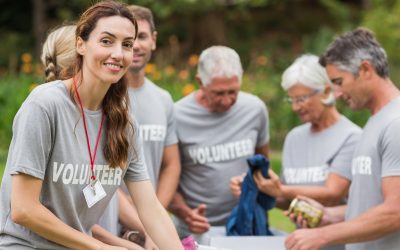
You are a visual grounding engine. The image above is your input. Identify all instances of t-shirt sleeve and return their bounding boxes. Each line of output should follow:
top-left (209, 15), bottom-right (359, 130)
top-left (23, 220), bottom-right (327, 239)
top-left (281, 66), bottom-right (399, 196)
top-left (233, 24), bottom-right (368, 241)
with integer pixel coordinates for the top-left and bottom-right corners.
top-left (280, 130), bottom-right (295, 185)
top-left (329, 131), bottom-right (361, 180)
top-left (164, 95), bottom-right (178, 146)
top-left (381, 118), bottom-right (400, 177)
top-left (256, 100), bottom-right (270, 147)
top-left (8, 101), bottom-right (53, 179)
top-left (124, 123), bottom-right (150, 182)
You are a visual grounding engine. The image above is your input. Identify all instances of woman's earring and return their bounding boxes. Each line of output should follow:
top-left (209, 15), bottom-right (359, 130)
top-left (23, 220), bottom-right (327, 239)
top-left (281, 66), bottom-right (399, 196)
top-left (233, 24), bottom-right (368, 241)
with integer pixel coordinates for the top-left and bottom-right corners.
top-left (321, 91), bottom-right (336, 106)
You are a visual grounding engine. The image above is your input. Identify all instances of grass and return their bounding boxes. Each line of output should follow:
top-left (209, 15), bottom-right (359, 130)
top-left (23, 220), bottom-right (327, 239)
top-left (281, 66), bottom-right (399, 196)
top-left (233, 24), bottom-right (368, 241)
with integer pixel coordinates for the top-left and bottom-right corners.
top-left (269, 208), bottom-right (295, 233)
top-left (268, 151), bottom-right (296, 233)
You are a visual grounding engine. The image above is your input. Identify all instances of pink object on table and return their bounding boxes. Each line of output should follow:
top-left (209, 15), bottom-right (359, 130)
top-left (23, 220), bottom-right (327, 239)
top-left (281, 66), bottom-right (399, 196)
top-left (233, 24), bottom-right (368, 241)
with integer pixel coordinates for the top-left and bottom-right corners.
top-left (182, 235), bottom-right (197, 250)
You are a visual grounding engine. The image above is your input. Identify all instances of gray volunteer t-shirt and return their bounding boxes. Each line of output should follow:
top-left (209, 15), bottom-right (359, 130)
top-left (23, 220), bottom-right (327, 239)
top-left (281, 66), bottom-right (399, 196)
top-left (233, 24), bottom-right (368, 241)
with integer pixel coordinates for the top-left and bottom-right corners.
top-left (128, 78), bottom-right (178, 187)
top-left (345, 97), bottom-right (400, 250)
top-left (281, 116), bottom-right (361, 186)
top-left (98, 78), bottom-right (177, 235)
top-left (281, 116), bottom-right (361, 250)
top-left (97, 192), bottom-right (120, 236)
top-left (175, 91), bottom-right (269, 225)
top-left (0, 81), bottom-right (148, 249)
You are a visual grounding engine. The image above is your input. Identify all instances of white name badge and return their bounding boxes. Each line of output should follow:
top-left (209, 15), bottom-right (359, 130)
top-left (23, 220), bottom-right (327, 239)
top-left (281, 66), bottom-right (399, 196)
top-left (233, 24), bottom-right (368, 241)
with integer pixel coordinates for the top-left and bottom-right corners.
top-left (83, 180), bottom-right (106, 208)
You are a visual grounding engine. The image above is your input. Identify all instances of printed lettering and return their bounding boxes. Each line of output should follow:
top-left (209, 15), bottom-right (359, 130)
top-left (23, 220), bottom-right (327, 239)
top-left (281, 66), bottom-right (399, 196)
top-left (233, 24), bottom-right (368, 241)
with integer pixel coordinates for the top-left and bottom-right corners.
top-left (53, 162), bottom-right (64, 182)
top-left (139, 125), bottom-right (166, 142)
top-left (197, 148), bottom-right (206, 164)
top-left (186, 139), bottom-right (254, 164)
top-left (72, 164), bottom-right (80, 184)
top-left (189, 148), bottom-right (198, 164)
top-left (51, 162), bottom-right (122, 186)
top-left (79, 165), bottom-right (89, 184)
top-left (352, 156), bottom-right (372, 176)
top-left (62, 164), bottom-right (74, 184)
top-left (114, 168), bottom-right (123, 185)
top-left (283, 164), bottom-right (329, 184)
top-left (108, 168), bottom-right (114, 185)
top-left (100, 165), bottom-right (109, 184)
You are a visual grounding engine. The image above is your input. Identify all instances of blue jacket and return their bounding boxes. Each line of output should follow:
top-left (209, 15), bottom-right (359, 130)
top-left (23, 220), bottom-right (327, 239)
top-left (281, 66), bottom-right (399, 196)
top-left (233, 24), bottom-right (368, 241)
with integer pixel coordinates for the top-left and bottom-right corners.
top-left (226, 154), bottom-right (275, 236)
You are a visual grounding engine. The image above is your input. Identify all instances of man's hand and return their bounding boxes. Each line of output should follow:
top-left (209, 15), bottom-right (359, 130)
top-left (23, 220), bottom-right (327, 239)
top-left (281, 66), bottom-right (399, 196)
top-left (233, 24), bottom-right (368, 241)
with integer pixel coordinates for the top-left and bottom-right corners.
top-left (253, 169), bottom-right (282, 197)
top-left (184, 204), bottom-right (210, 234)
top-left (285, 228), bottom-right (326, 250)
top-left (230, 173), bottom-right (245, 198)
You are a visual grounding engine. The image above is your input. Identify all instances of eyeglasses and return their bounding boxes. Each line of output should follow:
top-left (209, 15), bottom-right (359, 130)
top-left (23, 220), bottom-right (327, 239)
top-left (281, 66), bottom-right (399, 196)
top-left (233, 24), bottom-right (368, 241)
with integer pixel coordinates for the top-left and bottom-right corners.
top-left (284, 90), bottom-right (321, 104)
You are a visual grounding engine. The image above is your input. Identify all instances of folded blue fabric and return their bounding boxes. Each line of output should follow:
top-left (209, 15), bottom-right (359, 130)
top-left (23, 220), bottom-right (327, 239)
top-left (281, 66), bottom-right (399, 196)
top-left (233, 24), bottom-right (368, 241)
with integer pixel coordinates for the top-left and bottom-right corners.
top-left (226, 154), bottom-right (276, 236)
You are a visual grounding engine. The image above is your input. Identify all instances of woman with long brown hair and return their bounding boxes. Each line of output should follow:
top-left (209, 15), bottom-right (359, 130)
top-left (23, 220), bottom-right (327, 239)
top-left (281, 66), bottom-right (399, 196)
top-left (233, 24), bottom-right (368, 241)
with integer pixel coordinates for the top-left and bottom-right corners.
top-left (0, 1), bottom-right (182, 249)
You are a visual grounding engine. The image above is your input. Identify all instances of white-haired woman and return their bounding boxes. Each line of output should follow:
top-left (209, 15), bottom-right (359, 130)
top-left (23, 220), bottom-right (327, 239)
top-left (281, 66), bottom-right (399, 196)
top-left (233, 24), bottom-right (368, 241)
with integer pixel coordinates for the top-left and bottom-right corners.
top-left (231, 54), bottom-right (361, 209)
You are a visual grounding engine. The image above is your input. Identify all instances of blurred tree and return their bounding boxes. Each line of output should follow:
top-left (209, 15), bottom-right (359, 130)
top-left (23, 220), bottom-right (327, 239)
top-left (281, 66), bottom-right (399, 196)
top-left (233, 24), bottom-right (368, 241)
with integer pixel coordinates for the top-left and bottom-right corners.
top-left (32, 0), bottom-right (45, 59)
top-left (362, 0), bottom-right (400, 62)
top-left (0, 0), bottom-right (368, 72)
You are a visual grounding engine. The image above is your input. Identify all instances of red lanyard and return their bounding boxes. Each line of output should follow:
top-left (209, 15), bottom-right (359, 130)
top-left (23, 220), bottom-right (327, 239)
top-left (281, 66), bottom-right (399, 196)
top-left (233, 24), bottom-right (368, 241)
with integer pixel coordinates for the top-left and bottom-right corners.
top-left (73, 78), bottom-right (105, 182)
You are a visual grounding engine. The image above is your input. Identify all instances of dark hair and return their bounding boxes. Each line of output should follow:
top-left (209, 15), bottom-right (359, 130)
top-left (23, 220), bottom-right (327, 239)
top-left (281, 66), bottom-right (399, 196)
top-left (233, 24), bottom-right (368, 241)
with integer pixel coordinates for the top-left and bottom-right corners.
top-left (73, 0), bottom-right (138, 168)
top-left (319, 27), bottom-right (389, 78)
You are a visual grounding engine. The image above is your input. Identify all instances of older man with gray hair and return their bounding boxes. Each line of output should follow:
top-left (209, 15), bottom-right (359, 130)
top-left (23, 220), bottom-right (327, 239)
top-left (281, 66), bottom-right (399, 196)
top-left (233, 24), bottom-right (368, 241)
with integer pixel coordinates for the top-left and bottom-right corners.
top-left (170, 45), bottom-right (270, 244)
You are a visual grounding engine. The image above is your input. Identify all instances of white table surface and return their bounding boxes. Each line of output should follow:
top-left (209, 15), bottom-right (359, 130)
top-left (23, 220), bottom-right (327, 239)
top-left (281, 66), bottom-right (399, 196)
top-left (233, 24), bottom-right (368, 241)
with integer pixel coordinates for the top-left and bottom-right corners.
top-left (210, 236), bottom-right (287, 250)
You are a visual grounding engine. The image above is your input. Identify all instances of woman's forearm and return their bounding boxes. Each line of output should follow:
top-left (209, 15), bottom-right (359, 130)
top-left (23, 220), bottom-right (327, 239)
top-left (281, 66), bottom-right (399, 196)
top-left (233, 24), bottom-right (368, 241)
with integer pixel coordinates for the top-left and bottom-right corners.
top-left (11, 174), bottom-right (105, 250)
top-left (126, 180), bottom-right (183, 250)
top-left (92, 224), bottom-right (144, 250)
top-left (12, 200), bottom-right (105, 250)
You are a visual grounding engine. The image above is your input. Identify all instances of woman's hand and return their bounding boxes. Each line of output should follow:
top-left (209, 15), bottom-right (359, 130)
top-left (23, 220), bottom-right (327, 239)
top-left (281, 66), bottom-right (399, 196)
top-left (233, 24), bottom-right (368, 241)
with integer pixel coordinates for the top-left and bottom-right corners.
top-left (285, 195), bottom-right (333, 228)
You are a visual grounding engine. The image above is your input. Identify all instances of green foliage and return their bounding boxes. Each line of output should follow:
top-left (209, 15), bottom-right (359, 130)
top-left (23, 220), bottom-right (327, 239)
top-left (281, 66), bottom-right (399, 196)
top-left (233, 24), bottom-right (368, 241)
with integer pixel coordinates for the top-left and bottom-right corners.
top-left (0, 74), bottom-right (41, 178)
top-left (302, 27), bottom-right (337, 56)
top-left (128, 0), bottom-right (273, 17)
top-left (361, 1), bottom-right (400, 72)
top-left (0, 74), bottom-right (40, 150)
top-left (0, 32), bottom-right (34, 73)
top-left (321, 0), bottom-right (352, 22)
top-left (0, 161), bottom-right (4, 182)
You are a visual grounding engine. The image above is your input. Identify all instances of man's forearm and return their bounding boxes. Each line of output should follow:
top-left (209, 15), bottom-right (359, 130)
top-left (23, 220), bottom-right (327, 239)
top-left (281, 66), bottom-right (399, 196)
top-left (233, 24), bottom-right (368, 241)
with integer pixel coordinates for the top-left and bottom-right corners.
top-left (318, 203), bottom-right (400, 246)
top-left (324, 205), bottom-right (346, 225)
top-left (157, 168), bottom-right (180, 208)
top-left (169, 192), bottom-right (191, 219)
top-left (157, 144), bottom-right (181, 208)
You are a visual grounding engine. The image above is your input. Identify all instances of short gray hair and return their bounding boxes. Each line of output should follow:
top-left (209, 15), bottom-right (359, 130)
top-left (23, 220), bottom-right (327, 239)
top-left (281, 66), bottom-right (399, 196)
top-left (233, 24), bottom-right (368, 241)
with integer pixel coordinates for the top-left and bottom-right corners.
top-left (197, 46), bottom-right (243, 86)
top-left (281, 54), bottom-right (330, 91)
top-left (319, 27), bottom-right (389, 78)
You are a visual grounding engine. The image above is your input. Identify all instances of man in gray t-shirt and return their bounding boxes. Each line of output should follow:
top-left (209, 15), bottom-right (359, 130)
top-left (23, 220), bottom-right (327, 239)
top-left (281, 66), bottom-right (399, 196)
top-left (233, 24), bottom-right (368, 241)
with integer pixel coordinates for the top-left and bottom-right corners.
top-left (285, 28), bottom-right (400, 250)
top-left (98, 5), bottom-right (179, 246)
top-left (170, 46), bottom-right (269, 243)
